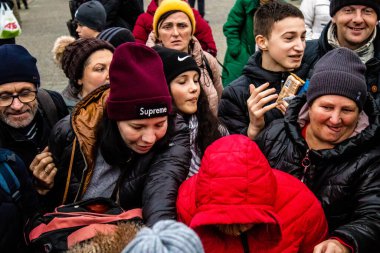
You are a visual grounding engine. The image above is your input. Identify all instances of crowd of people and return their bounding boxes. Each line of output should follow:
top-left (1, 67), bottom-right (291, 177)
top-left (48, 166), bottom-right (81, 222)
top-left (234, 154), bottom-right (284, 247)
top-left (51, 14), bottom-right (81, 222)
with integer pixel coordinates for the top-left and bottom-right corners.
top-left (0, 0), bottom-right (380, 252)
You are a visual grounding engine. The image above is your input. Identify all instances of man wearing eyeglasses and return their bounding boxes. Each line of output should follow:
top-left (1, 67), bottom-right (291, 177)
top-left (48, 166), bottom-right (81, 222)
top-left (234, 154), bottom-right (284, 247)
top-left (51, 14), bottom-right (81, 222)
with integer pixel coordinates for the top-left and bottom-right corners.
top-left (0, 44), bottom-right (68, 196)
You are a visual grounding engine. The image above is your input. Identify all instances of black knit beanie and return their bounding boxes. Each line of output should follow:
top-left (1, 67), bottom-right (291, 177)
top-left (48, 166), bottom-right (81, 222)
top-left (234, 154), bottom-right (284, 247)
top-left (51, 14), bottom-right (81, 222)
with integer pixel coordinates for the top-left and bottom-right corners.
top-left (152, 46), bottom-right (200, 85)
top-left (307, 48), bottom-right (367, 111)
top-left (330, 0), bottom-right (380, 18)
top-left (0, 44), bottom-right (40, 87)
top-left (75, 0), bottom-right (107, 31)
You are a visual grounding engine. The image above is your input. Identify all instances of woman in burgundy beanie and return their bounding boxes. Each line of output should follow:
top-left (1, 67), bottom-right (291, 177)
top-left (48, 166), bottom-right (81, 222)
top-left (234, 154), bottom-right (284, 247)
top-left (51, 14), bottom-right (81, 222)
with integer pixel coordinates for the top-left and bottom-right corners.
top-left (47, 42), bottom-right (191, 226)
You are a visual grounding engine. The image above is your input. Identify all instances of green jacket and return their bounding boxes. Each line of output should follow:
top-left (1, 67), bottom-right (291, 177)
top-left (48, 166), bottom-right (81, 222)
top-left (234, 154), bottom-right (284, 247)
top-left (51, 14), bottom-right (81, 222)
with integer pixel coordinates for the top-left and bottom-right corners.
top-left (222, 0), bottom-right (259, 87)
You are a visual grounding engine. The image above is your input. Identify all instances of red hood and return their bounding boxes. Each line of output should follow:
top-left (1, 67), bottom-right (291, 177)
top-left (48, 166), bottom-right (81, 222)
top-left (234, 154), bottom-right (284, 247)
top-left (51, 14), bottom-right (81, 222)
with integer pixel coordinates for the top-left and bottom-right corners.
top-left (190, 135), bottom-right (280, 233)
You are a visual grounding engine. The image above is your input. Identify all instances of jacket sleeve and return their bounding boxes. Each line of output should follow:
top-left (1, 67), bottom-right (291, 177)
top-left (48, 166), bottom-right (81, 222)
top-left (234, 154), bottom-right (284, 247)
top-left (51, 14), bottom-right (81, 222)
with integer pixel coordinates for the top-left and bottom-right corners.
top-left (218, 77), bottom-right (250, 135)
top-left (142, 115), bottom-right (191, 227)
top-left (300, 0), bottom-right (315, 40)
top-left (133, 13), bottom-right (150, 44)
top-left (223, 0), bottom-right (246, 58)
top-left (193, 9), bottom-right (217, 57)
top-left (330, 162), bottom-right (380, 253)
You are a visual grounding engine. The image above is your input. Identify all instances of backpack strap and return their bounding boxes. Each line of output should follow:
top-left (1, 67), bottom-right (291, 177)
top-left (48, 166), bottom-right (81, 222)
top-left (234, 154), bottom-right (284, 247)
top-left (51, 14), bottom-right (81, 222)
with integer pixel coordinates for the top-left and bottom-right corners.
top-left (37, 88), bottom-right (59, 127)
top-left (0, 161), bottom-right (21, 203)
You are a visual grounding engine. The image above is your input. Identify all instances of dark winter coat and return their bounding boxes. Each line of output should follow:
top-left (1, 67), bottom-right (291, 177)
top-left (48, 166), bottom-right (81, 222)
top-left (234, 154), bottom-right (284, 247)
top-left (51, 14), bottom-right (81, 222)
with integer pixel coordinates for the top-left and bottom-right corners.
top-left (255, 95), bottom-right (380, 253)
top-left (218, 48), bottom-right (314, 135)
top-left (133, 0), bottom-right (217, 56)
top-left (0, 89), bottom-right (68, 168)
top-left (48, 85), bottom-right (190, 226)
top-left (304, 22), bottom-right (380, 106)
top-left (0, 148), bottom-right (39, 253)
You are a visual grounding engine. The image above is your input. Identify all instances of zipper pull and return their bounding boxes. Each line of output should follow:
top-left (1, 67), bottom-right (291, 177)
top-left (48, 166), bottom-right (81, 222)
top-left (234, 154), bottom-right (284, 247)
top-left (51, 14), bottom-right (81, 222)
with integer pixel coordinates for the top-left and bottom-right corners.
top-left (301, 149), bottom-right (311, 183)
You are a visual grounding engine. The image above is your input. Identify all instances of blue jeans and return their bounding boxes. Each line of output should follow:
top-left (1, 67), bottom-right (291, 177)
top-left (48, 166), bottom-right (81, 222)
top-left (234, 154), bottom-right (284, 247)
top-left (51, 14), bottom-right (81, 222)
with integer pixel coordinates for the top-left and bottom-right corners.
top-left (188, 0), bottom-right (205, 17)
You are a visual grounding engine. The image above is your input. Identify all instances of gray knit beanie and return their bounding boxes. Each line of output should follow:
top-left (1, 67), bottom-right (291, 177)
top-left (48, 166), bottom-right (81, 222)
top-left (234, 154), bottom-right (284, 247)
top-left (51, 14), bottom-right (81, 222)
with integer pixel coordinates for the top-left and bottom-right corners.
top-left (75, 0), bottom-right (107, 31)
top-left (330, 0), bottom-right (380, 19)
top-left (307, 48), bottom-right (367, 111)
top-left (122, 220), bottom-right (204, 253)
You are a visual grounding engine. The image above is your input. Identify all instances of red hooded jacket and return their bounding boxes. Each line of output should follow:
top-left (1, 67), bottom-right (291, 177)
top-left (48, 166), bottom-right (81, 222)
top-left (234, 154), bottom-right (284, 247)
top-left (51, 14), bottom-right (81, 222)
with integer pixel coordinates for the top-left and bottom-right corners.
top-left (133, 0), bottom-right (217, 56)
top-left (177, 135), bottom-right (328, 253)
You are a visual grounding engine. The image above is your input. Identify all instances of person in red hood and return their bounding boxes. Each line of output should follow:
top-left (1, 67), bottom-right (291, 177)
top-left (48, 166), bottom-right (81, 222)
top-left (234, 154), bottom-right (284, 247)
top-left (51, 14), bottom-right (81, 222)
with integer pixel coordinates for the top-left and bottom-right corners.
top-left (177, 134), bottom-right (328, 253)
top-left (133, 0), bottom-right (217, 57)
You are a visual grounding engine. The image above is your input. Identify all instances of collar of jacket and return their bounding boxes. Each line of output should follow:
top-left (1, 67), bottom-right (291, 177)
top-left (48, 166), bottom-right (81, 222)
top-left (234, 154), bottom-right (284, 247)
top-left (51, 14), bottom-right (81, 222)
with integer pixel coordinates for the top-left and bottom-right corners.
top-left (284, 94), bottom-right (380, 160)
top-left (71, 84), bottom-right (110, 195)
top-left (320, 22), bottom-right (380, 60)
top-left (242, 51), bottom-right (310, 88)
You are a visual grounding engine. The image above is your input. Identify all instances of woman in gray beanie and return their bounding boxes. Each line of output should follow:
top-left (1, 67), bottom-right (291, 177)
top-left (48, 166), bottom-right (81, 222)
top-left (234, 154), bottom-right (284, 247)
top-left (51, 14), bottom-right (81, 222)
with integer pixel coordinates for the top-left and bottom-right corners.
top-left (252, 47), bottom-right (380, 253)
top-left (122, 220), bottom-right (204, 253)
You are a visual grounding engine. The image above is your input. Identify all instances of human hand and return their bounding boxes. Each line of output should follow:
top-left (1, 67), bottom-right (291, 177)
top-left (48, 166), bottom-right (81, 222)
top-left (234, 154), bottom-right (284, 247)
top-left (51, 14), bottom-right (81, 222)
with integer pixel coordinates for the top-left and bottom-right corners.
top-left (313, 239), bottom-right (350, 253)
top-left (246, 83), bottom-right (278, 140)
top-left (29, 146), bottom-right (58, 195)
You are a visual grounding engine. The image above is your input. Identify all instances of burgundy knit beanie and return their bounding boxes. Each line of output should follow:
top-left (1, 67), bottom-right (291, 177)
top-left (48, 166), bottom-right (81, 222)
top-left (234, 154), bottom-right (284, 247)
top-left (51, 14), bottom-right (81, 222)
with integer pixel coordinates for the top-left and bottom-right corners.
top-left (107, 42), bottom-right (172, 121)
top-left (307, 48), bottom-right (367, 111)
top-left (61, 38), bottom-right (114, 82)
top-left (330, 0), bottom-right (380, 18)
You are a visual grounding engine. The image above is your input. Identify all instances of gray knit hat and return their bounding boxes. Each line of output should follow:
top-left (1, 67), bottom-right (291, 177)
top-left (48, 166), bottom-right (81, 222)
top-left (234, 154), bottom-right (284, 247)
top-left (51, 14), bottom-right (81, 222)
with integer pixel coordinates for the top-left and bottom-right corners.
top-left (330, 0), bottom-right (380, 19)
top-left (122, 220), bottom-right (204, 253)
top-left (75, 0), bottom-right (107, 31)
top-left (307, 48), bottom-right (367, 111)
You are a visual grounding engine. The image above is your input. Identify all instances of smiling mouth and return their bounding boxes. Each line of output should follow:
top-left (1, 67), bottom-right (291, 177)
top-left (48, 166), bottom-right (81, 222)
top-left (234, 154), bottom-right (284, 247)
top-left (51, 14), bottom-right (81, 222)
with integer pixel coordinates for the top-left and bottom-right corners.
top-left (349, 27), bottom-right (364, 32)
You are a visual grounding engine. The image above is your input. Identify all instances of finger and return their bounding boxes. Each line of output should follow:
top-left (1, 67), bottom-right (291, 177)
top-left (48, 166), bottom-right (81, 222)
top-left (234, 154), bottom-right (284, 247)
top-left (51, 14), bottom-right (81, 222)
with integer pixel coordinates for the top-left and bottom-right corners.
top-left (249, 82), bottom-right (270, 94)
top-left (276, 104), bottom-right (287, 115)
top-left (249, 94), bottom-right (278, 110)
top-left (253, 102), bottom-right (278, 119)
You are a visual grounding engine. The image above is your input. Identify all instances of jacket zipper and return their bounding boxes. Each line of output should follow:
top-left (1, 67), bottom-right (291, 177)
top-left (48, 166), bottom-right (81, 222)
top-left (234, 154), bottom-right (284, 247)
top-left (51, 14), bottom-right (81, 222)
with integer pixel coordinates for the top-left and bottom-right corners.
top-left (301, 149), bottom-right (311, 183)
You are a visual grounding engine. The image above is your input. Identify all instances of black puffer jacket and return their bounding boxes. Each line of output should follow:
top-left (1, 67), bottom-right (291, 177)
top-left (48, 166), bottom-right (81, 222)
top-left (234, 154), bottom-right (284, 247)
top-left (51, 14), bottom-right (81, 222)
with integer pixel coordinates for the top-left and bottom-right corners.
top-left (48, 86), bottom-right (190, 226)
top-left (304, 22), bottom-right (380, 106)
top-left (218, 44), bottom-right (316, 135)
top-left (255, 95), bottom-right (380, 253)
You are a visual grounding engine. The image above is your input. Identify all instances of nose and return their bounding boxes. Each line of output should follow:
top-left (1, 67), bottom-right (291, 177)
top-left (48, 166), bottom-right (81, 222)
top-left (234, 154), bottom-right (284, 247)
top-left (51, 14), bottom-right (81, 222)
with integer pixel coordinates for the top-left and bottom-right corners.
top-left (189, 80), bottom-right (198, 93)
top-left (172, 26), bottom-right (179, 36)
top-left (352, 9), bottom-right (364, 23)
top-left (329, 110), bottom-right (342, 125)
top-left (141, 129), bottom-right (156, 144)
top-left (10, 97), bottom-right (24, 110)
top-left (76, 26), bottom-right (81, 33)
top-left (294, 37), bottom-right (305, 52)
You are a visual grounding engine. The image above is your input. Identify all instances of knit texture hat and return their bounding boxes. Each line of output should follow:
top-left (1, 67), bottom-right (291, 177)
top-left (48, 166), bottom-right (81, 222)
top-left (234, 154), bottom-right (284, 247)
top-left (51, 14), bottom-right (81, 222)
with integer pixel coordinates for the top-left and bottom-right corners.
top-left (153, 0), bottom-right (196, 36)
top-left (60, 38), bottom-right (114, 81)
top-left (330, 0), bottom-right (380, 18)
top-left (122, 220), bottom-right (204, 253)
top-left (107, 42), bottom-right (172, 121)
top-left (307, 47), bottom-right (367, 111)
top-left (75, 0), bottom-right (107, 31)
top-left (153, 46), bottom-right (200, 84)
top-left (98, 27), bottom-right (135, 48)
top-left (0, 44), bottom-right (40, 87)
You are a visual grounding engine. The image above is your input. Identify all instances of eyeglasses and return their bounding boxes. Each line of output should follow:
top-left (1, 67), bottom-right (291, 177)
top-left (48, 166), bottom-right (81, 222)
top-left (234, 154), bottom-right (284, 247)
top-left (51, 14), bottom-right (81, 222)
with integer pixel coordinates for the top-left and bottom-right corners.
top-left (0, 90), bottom-right (37, 107)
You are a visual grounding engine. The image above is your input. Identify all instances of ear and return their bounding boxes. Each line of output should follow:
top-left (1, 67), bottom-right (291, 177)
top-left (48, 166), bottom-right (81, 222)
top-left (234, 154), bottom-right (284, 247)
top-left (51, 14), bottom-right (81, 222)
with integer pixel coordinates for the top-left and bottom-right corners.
top-left (77, 79), bottom-right (83, 85)
top-left (331, 16), bottom-right (337, 24)
top-left (255, 35), bottom-right (268, 51)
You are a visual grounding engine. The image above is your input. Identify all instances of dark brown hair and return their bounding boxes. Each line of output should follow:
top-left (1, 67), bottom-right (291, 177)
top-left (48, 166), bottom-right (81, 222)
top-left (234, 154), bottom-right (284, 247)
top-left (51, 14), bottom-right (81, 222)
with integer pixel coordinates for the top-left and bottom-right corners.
top-left (254, 1), bottom-right (304, 39)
